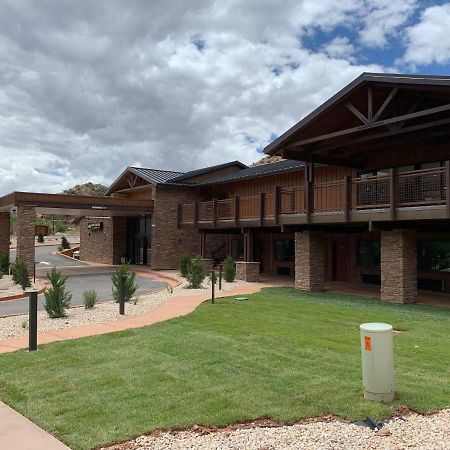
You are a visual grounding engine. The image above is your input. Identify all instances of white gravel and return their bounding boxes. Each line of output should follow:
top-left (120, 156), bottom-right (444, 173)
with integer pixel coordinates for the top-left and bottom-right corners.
top-left (103, 409), bottom-right (450, 450)
top-left (0, 278), bottom-right (248, 341)
top-left (0, 275), bottom-right (40, 298)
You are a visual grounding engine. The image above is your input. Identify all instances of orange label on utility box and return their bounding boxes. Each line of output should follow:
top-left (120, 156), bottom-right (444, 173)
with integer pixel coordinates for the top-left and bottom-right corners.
top-left (365, 336), bottom-right (372, 351)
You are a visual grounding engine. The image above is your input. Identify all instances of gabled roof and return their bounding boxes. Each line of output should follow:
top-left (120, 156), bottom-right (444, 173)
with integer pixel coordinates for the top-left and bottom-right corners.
top-left (169, 161), bottom-right (247, 183)
top-left (197, 159), bottom-right (304, 186)
top-left (265, 72), bottom-right (450, 163)
top-left (106, 166), bottom-right (184, 195)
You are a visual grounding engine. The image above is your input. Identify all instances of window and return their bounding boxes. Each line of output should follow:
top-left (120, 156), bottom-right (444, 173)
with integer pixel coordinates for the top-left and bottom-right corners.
top-left (230, 238), bottom-right (244, 260)
top-left (357, 240), bottom-right (381, 269)
top-left (418, 240), bottom-right (450, 272)
top-left (274, 239), bottom-right (294, 261)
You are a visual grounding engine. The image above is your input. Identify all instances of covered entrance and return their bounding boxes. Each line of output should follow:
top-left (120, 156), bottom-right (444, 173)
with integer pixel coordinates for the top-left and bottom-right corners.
top-left (0, 191), bottom-right (153, 270)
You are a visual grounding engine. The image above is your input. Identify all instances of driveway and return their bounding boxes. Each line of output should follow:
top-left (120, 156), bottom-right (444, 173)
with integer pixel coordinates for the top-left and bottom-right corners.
top-left (1, 246), bottom-right (166, 316)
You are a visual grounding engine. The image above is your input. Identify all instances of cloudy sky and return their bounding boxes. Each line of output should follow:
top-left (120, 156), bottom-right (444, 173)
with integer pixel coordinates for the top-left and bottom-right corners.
top-left (1, 0), bottom-right (450, 194)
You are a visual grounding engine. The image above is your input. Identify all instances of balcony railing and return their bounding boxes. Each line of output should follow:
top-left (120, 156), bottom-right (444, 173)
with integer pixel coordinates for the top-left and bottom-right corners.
top-left (178, 165), bottom-right (450, 227)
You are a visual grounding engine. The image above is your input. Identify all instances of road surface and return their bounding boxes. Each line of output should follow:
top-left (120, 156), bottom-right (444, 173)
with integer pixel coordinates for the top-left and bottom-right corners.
top-left (1, 246), bottom-right (166, 316)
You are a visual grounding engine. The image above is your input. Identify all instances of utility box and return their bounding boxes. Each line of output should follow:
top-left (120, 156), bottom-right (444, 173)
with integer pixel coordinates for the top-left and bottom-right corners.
top-left (360, 323), bottom-right (395, 402)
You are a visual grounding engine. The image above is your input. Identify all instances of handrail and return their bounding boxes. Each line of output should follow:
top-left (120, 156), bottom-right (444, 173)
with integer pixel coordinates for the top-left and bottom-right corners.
top-left (180, 166), bottom-right (450, 225)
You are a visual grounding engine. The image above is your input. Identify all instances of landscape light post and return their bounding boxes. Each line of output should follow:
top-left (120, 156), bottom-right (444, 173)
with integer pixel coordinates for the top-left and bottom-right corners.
top-left (218, 265), bottom-right (222, 290)
top-left (119, 274), bottom-right (127, 315)
top-left (28, 290), bottom-right (38, 351)
top-left (33, 261), bottom-right (50, 284)
top-left (211, 270), bottom-right (215, 304)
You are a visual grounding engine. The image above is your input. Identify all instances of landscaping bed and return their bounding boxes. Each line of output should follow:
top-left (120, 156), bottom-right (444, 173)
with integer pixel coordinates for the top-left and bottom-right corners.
top-left (0, 288), bottom-right (448, 450)
top-left (0, 278), bottom-right (248, 340)
top-left (0, 275), bottom-right (41, 300)
top-left (105, 408), bottom-right (450, 450)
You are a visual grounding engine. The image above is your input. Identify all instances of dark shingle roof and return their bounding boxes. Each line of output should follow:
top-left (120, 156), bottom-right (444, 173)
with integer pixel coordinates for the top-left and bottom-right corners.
top-left (196, 159), bottom-right (304, 186)
top-left (129, 167), bottom-right (184, 184)
top-left (169, 161), bottom-right (247, 183)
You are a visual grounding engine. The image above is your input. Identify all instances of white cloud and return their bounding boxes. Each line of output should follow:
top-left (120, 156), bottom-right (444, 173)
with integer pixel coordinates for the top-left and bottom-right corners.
top-left (0, 0), bottom-right (391, 194)
top-left (401, 3), bottom-right (450, 66)
top-left (358, 0), bottom-right (418, 48)
top-left (322, 37), bottom-right (356, 61)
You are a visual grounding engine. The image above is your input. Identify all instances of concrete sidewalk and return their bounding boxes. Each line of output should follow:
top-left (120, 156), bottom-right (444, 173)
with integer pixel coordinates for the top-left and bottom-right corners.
top-left (0, 402), bottom-right (70, 450)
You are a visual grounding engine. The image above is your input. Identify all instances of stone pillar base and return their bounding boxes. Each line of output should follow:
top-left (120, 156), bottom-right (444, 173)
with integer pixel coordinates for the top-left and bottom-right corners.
top-left (16, 206), bottom-right (36, 274)
top-left (236, 261), bottom-right (260, 282)
top-left (0, 212), bottom-right (10, 261)
top-left (295, 231), bottom-right (325, 291)
top-left (381, 229), bottom-right (417, 304)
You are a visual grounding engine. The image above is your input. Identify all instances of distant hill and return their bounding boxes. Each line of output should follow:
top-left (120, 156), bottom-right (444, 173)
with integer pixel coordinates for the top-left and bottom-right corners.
top-left (62, 182), bottom-right (108, 197)
top-left (250, 155), bottom-right (284, 166)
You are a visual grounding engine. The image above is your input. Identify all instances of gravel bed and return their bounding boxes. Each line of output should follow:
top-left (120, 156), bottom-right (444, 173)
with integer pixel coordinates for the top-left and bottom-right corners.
top-left (0, 275), bottom-right (40, 298)
top-left (0, 278), bottom-right (249, 341)
top-left (103, 408), bottom-right (450, 450)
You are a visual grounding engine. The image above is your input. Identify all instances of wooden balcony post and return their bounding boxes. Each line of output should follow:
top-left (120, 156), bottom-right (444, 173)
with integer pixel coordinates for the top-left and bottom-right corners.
top-left (194, 201), bottom-right (199, 228)
top-left (274, 186), bottom-right (281, 225)
top-left (212, 198), bottom-right (218, 227)
top-left (343, 175), bottom-right (351, 222)
top-left (200, 232), bottom-right (206, 258)
top-left (176, 203), bottom-right (181, 229)
top-left (389, 168), bottom-right (398, 221)
top-left (446, 161), bottom-right (450, 218)
top-left (259, 192), bottom-right (265, 227)
top-left (305, 173), bottom-right (311, 222)
top-left (234, 195), bottom-right (239, 227)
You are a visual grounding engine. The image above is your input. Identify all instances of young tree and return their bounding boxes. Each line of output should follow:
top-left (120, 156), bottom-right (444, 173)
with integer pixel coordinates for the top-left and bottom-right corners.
top-left (112, 264), bottom-right (138, 302)
top-left (179, 252), bottom-right (192, 277)
top-left (44, 268), bottom-right (72, 318)
top-left (223, 255), bottom-right (236, 282)
top-left (12, 259), bottom-right (31, 289)
top-left (186, 256), bottom-right (206, 289)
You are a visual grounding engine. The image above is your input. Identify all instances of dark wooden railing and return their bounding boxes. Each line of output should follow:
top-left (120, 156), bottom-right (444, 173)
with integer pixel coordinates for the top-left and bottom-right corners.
top-left (178, 166), bottom-right (450, 227)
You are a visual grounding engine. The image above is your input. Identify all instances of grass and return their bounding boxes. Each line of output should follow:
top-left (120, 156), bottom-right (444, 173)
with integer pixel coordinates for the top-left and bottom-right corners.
top-left (0, 288), bottom-right (449, 450)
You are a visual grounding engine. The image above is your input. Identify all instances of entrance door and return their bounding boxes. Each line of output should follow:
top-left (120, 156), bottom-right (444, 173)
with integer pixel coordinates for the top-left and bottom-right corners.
top-left (126, 217), bottom-right (150, 265)
top-left (332, 239), bottom-right (349, 282)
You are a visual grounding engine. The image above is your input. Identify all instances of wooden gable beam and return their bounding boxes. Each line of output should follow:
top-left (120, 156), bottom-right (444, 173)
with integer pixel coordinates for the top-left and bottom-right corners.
top-left (372, 87), bottom-right (399, 122)
top-left (287, 102), bottom-right (450, 149)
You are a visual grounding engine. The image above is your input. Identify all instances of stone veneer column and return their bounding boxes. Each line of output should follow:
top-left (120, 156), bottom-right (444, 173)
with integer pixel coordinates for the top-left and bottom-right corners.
top-left (16, 206), bottom-right (36, 273)
top-left (235, 261), bottom-right (260, 282)
top-left (381, 229), bottom-right (417, 303)
top-left (0, 212), bottom-right (10, 261)
top-left (294, 231), bottom-right (325, 291)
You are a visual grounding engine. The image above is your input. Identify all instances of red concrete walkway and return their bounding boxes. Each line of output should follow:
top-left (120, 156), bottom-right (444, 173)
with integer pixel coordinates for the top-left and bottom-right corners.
top-left (0, 282), bottom-right (268, 354)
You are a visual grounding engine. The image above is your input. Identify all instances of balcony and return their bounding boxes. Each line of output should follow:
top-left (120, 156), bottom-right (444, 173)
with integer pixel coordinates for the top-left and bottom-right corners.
top-left (178, 166), bottom-right (450, 229)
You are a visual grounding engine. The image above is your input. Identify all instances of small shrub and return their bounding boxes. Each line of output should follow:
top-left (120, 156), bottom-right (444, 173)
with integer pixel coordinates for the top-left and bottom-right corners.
top-left (61, 236), bottom-right (71, 250)
top-left (55, 221), bottom-right (69, 233)
top-left (37, 233), bottom-right (44, 243)
top-left (166, 285), bottom-right (173, 294)
top-left (112, 264), bottom-right (138, 302)
top-left (12, 259), bottom-right (31, 289)
top-left (0, 255), bottom-right (10, 274)
top-left (44, 267), bottom-right (72, 318)
top-left (21, 319), bottom-right (28, 329)
top-left (186, 256), bottom-right (206, 289)
top-left (57, 245), bottom-right (63, 251)
top-left (0, 271), bottom-right (3, 279)
top-left (179, 252), bottom-right (192, 277)
top-left (83, 290), bottom-right (98, 309)
top-left (223, 255), bottom-right (236, 282)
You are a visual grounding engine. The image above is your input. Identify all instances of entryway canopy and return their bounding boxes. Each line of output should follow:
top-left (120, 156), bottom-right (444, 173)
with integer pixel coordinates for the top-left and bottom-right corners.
top-left (265, 73), bottom-right (450, 170)
top-left (0, 191), bottom-right (153, 216)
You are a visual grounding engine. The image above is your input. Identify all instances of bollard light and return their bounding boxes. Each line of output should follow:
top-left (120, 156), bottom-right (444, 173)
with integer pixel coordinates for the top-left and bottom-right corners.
top-left (360, 323), bottom-right (395, 402)
top-left (211, 270), bottom-right (215, 304)
top-left (28, 290), bottom-right (38, 351)
top-left (218, 265), bottom-right (223, 290)
top-left (119, 274), bottom-right (127, 315)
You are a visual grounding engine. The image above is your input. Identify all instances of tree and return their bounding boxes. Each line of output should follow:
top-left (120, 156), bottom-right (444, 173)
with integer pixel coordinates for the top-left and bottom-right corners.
top-left (186, 256), bottom-right (206, 289)
top-left (179, 252), bottom-right (192, 277)
top-left (44, 268), bottom-right (72, 318)
top-left (112, 264), bottom-right (138, 302)
top-left (223, 255), bottom-right (236, 282)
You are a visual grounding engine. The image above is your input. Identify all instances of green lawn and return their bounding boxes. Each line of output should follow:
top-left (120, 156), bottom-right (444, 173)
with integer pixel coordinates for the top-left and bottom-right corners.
top-left (0, 288), bottom-right (449, 450)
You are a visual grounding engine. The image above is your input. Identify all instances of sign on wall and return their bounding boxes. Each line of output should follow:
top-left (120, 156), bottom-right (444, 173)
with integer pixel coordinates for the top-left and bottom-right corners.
top-left (88, 222), bottom-right (103, 231)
